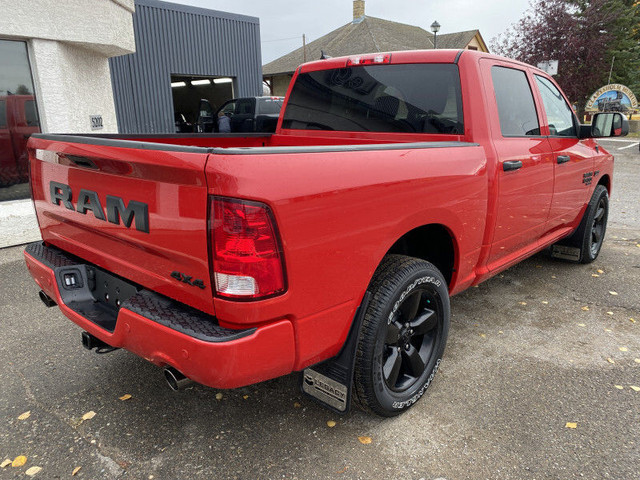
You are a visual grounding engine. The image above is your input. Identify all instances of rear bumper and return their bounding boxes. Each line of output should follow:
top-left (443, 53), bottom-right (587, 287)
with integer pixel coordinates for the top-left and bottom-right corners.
top-left (24, 242), bottom-right (296, 389)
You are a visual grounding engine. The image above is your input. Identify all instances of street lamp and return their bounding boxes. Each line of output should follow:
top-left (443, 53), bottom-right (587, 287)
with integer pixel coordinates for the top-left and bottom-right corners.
top-left (431, 20), bottom-right (441, 49)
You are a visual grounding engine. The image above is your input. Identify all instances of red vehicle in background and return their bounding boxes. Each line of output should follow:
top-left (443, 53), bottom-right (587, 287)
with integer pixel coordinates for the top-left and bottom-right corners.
top-left (0, 94), bottom-right (40, 187)
top-left (23, 50), bottom-right (628, 416)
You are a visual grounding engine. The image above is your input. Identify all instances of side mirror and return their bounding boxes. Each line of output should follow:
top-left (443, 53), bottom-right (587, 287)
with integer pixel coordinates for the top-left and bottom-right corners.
top-left (589, 112), bottom-right (629, 138)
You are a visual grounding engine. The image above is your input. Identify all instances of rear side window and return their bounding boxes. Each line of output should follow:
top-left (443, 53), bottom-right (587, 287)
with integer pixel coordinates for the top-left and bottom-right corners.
top-left (491, 66), bottom-right (540, 136)
top-left (258, 98), bottom-right (283, 115)
top-left (235, 98), bottom-right (254, 115)
top-left (534, 75), bottom-right (576, 137)
top-left (282, 63), bottom-right (464, 134)
top-left (0, 100), bottom-right (6, 128)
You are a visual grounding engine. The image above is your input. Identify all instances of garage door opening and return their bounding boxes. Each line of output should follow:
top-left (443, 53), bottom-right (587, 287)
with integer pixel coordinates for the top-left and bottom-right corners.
top-left (171, 75), bottom-right (234, 133)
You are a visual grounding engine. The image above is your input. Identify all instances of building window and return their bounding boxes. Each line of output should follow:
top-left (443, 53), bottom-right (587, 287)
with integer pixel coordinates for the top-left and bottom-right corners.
top-left (0, 39), bottom-right (40, 201)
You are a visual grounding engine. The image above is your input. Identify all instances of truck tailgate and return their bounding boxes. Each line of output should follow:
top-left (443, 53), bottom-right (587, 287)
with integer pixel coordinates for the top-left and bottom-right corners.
top-left (28, 135), bottom-right (215, 315)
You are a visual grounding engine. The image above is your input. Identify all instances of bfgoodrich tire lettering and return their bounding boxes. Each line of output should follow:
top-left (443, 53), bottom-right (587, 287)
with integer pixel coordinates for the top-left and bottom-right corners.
top-left (353, 255), bottom-right (450, 416)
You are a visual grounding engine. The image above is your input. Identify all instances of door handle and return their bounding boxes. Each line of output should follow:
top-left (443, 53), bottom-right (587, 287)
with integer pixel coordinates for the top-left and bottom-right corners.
top-left (503, 160), bottom-right (523, 172)
top-left (557, 155), bottom-right (570, 164)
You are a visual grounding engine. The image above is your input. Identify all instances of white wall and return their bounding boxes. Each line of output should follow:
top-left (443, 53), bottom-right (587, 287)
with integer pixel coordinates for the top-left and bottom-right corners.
top-left (0, 0), bottom-right (135, 133)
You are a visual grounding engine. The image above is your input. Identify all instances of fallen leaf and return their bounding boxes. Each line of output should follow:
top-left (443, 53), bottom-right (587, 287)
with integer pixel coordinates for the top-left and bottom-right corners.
top-left (604, 328), bottom-right (612, 332)
top-left (577, 323), bottom-right (586, 327)
top-left (358, 436), bottom-right (372, 444)
top-left (565, 422), bottom-right (577, 429)
top-left (591, 274), bottom-right (600, 277)
top-left (25, 466), bottom-right (42, 477)
top-left (327, 420), bottom-right (336, 427)
top-left (630, 318), bottom-right (636, 324)
top-left (615, 385), bottom-right (624, 390)
top-left (581, 306), bottom-right (589, 311)
top-left (619, 347), bottom-right (629, 352)
top-left (293, 402), bottom-right (302, 408)
top-left (636, 244), bottom-right (640, 248)
top-left (609, 291), bottom-right (618, 296)
top-left (498, 330), bottom-right (504, 334)
top-left (1, 459), bottom-right (11, 468)
top-left (18, 411), bottom-right (31, 420)
top-left (597, 269), bottom-right (604, 274)
top-left (635, 359), bottom-right (640, 364)
top-left (542, 301), bottom-right (549, 305)
top-left (551, 275), bottom-right (557, 279)
top-left (480, 333), bottom-right (486, 338)
top-left (607, 311), bottom-right (614, 315)
top-left (72, 466), bottom-right (82, 476)
top-left (630, 386), bottom-right (640, 392)
top-left (607, 358), bottom-right (615, 364)
top-left (82, 411), bottom-right (96, 421)
top-left (11, 456), bottom-right (27, 467)
top-left (215, 393), bottom-right (223, 400)
top-left (519, 302), bottom-right (527, 306)
top-left (535, 265), bottom-right (542, 268)
top-left (119, 394), bottom-right (132, 401)
top-left (243, 395), bottom-right (249, 400)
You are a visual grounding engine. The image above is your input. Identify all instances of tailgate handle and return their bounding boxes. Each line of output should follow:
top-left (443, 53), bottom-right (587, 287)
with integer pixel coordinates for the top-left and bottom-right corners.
top-left (69, 156), bottom-right (98, 169)
top-left (503, 160), bottom-right (523, 172)
top-left (557, 155), bottom-right (570, 164)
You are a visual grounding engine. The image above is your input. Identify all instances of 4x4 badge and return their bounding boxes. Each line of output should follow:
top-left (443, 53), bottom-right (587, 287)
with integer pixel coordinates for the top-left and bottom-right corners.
top-left (170, 271), bottom-right (206, 289)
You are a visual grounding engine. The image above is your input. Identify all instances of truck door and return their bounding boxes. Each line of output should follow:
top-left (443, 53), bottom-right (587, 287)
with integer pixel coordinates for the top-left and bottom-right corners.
top-left (481, 61), bottom-right (555, 269)
top-left (532, 75), bottom-right (595, 233)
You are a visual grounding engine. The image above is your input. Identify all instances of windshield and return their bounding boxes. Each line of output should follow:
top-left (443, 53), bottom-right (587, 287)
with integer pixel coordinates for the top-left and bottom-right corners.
top-left (282, 63), bottom-right (464, 134)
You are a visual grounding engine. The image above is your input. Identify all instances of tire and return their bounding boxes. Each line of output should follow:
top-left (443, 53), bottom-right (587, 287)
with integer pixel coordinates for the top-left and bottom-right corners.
top-left (555, 185), bottom-right (609, 264)
top-left (353, 255), bottom-right (450, 416)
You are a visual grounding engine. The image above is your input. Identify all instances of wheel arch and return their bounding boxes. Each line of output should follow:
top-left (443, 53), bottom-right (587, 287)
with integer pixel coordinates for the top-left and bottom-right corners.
top-left (385, 223), bottom-right (457, 287)
top-left (597, 174), bottom-right (611, 193)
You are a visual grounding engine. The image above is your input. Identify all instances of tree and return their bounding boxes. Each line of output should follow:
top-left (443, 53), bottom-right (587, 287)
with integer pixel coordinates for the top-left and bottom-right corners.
top-left (492, 0), bottom-right (639, 115)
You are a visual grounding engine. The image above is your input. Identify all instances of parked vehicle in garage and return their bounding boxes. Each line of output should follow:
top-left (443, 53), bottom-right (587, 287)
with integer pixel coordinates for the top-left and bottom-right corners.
top-left (24, 50), bottom-right (627, 416)
top-left (0, 94), bottom-right (40, 186)
top-left (213, 96), bottom-right (283, 133)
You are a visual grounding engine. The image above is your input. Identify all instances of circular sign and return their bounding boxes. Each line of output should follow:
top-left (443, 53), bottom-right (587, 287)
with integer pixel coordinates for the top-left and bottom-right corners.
top-left (585, 84), bottom-right (637, 112)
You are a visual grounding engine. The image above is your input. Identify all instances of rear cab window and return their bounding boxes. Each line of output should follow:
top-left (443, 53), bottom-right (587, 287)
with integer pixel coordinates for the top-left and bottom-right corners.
top-left (258, 98), bottom-right (283, 115)
top-left (282, 63), bottom-right (464, 134)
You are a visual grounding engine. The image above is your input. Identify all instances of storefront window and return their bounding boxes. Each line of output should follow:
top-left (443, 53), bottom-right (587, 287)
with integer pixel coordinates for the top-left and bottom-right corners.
top-left (0, 39), bottom-right (40, 201)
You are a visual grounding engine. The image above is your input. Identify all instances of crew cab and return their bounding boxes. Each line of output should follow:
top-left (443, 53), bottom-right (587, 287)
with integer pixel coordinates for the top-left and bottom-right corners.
top-left (24, 50), bottom-right (627, 416)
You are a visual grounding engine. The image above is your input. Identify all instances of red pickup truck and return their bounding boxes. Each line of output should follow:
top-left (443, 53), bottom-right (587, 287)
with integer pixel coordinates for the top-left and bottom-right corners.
top-left (24, 50), bottom-right (627, 416)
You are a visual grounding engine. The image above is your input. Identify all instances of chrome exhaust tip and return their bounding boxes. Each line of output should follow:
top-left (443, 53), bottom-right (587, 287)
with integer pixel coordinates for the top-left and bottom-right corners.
top-left (163, 366), bottom-right (193, 391)
top-left (38, 290), bottom-right (57, 307)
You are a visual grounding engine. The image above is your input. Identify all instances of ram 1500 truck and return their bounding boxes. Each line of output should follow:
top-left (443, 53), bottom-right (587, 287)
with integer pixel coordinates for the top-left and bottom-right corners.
top-left (24, 50), bottom-right (628, 416)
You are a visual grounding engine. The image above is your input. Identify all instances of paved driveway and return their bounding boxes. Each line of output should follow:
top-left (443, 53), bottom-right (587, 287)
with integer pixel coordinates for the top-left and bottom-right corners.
top-left (1, 139), bottom-right (638, 479)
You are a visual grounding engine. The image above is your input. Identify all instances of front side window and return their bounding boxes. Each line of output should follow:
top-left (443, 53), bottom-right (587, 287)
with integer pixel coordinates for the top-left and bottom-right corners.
top-left (282, 63), bottom-right (464, 134)
top-left (535, 75), bottom-right (576, 137)
top-left (491, 66), bottom-right (540, 136)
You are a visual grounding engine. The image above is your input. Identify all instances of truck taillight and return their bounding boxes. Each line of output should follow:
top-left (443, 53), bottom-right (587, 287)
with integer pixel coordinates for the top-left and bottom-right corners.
top-left (210, 196), bottom-right (286, 300)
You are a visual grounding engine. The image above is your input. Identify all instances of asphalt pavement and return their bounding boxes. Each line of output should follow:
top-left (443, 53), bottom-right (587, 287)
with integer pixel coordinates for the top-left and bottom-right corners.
top-left (1, 138), bottom-right (639, 480)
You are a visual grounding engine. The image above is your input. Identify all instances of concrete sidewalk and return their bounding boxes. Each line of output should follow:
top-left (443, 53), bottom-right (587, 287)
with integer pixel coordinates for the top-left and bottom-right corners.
top-left (0, 199), bottom-right (41, 248)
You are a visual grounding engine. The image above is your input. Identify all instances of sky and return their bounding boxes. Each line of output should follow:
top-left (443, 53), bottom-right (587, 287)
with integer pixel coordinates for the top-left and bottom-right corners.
top-left (171, 0), bottom-right (532, 64)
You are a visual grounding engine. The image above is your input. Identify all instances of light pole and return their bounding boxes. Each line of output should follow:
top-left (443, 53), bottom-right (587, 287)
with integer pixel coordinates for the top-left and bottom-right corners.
top-left (431, 21), bottom-right (441, 49)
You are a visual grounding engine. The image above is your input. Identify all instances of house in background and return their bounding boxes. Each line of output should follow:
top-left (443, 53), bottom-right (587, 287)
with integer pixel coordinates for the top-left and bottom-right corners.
top-left (263, 0), bottom-right (489, 96)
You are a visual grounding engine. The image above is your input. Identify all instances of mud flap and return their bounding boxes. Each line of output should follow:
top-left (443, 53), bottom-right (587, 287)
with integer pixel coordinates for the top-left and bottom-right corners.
top-left (300, 291), bottom-right (371, 414)
top-left (551, 244), bottom-right (581, 262)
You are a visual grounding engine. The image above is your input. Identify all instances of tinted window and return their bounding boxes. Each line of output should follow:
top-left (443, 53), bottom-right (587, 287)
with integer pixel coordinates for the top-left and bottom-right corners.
top-left (0, 100), bottom-right (6, 128)
top-left (221, 101), bottom-right (235, 115)
top-left (258, 98), bottom-right (283, 115)
top-left (491, 66), bottom-right (540, 136)
top-left (24, 100), bottom-right (39, 127)
top-left (235, 98), bottom-right (254, 115)
top-left (282, 64), bottom-right (464, 134)
top-left (535, 75), bottom-right (576, 137)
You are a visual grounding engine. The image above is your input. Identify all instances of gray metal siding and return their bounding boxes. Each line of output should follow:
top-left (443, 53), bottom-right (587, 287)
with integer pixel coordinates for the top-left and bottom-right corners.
top-left (110, 0), bottom-right (262, 134)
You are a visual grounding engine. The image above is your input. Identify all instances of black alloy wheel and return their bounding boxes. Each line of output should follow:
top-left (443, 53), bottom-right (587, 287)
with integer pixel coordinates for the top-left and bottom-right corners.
top-left (589, 195), bottom-right (607, 257)
top-left (353, 255), bottom-right (450, 417)
top-left (382, 289), bottom-right (440, 392)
